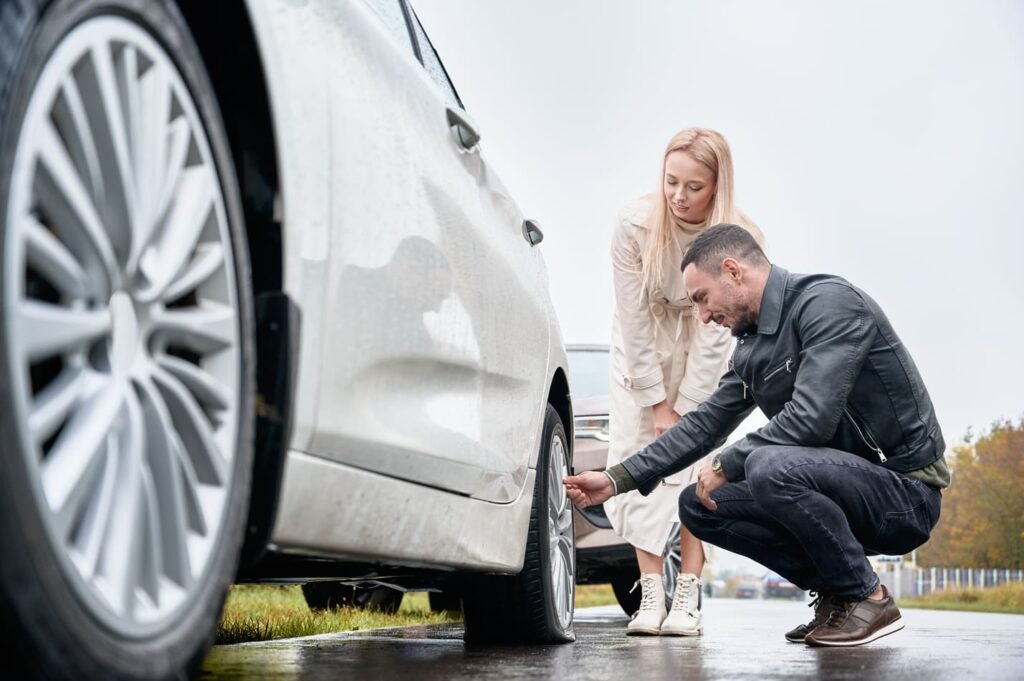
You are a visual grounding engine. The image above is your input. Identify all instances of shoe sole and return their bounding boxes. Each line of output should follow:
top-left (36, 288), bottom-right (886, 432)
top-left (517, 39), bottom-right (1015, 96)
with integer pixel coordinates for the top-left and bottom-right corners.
top-left (660, 627), bottom-right (703, 637)
top-left (626, 627), bottom-right (662, 636)
top-left (805, 617), bottom-right (905, 647)
top-left (784, 635), bottom-right (807, 643)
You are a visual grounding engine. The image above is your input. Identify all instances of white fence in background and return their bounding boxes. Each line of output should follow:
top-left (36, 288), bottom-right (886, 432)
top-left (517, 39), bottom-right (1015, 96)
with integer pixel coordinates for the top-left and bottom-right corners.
top-left (875, 566), bottom-right (1024, 599)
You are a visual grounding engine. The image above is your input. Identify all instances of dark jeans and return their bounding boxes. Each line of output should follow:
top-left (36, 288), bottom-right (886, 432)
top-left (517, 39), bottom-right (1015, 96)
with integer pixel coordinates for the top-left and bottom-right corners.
top-left (679, 446), bottom-right (942, 600)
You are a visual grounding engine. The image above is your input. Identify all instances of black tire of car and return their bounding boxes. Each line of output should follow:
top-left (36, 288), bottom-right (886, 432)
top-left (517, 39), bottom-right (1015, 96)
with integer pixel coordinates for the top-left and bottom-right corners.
top-left (301, 583), bottom-right (404, 614)
top-left (0, 1), bottom-right (255, 679)
top-left (609, 522), bottom-right (682, 616)
top-left (427, 590), bottom-right (462, 613)
top-left (461, 405), bottom-right (575, 644)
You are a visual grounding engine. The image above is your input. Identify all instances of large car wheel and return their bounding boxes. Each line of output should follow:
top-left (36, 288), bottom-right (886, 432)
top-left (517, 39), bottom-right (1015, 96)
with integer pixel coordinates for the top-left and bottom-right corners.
top-left (301, 582), bottom-right (404, 614)
top-left (0, 1), bottom-right (254, 678)
top-left (462, 405), bottom-right (575, 644)
top-left (610, 522), bottom-right (682, 616)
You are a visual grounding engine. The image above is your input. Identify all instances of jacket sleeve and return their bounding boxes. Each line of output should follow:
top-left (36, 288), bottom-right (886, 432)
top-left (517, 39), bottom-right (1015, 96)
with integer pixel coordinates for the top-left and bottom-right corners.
top-left (674, 319), bottom-right (734, 417)
top-left (611, 215), bottom-right (665, 407)
top-left (621, 369), bottom-right (756, 494)
top-left (716, 282), bottom-right (873, 482)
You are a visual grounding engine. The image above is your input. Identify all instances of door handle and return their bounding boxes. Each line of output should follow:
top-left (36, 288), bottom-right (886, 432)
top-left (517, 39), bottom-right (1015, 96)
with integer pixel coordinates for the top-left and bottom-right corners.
top-left (522, 219), bottom-right (544, 246)
top-left (446, 107), bottom-right (481, 150)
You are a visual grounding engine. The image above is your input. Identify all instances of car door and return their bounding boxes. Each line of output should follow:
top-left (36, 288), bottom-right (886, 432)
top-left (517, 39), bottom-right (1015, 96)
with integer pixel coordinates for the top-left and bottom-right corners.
top-left (307, 0), bottom-right (550, 504)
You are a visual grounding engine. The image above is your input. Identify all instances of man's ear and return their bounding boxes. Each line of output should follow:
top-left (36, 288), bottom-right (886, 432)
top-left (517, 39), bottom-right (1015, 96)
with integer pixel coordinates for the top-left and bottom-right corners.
top-left (721, 257), bottom-right (743, 282)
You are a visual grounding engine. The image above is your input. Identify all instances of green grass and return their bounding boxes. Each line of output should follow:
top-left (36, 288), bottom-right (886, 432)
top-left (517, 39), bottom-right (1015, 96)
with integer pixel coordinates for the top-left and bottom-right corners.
top-left (898, 582), bottom-right (1024, 615)
top-left (216, 586), bottom-right (459, 645)
top-left (575, 584), bottom-right (618, 608)
top-left (217, 583), bottom-right (621, 645)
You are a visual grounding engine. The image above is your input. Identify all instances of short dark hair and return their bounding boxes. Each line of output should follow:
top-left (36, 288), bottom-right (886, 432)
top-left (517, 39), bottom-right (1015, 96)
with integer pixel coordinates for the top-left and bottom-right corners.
top-left (680, 223), bottom-right (769, 274)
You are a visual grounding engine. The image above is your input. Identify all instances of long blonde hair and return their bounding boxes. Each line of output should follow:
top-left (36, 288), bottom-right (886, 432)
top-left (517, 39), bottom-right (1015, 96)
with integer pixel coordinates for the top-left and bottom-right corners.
top-left (642, 127), bottom-right (758, 293)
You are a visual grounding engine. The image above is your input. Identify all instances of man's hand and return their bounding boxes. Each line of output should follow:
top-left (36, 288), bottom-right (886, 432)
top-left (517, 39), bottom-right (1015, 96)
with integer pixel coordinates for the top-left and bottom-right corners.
top-left (653, 400), bottom-right (680, 437)
top-left (695, 463), bottom-right (727, 511)
top-left (563, 471), bottom-right (614, 508)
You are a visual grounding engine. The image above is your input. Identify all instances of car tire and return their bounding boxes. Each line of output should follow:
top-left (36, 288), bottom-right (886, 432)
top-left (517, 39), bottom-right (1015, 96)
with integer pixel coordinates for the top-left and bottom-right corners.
top-left (0, 1), bottom-right (255, 679)
top-left (301, 582), bottom-right (404, 614)
top-left (462, 405), bottom-right (575, 644)
top-left (609, 522), bottom-right (682, 616)
top-left (428, 590), bottom-right (462, 613)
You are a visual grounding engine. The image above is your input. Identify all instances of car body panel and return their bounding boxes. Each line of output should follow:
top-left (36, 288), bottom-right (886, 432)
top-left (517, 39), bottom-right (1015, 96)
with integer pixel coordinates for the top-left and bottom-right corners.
top-left (243, 0), bottom-right (566, 569)
top-left (270, 451), bottom-right (534, 572)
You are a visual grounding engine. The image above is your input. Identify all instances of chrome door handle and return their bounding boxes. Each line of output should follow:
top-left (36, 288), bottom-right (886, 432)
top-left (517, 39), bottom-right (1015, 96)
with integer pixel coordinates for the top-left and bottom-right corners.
top-left (446, 107), bottom-right (481, 150)
top-left (522, 219), bottom-right (544, 246)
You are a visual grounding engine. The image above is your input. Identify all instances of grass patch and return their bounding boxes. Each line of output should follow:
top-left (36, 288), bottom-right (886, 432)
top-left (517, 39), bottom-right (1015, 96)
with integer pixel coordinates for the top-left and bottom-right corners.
top-left (576, 584), bottom-right (618, 609)
top-left (898, 582), bottom-right (1024, 615)
top-left (218, 583), bottom-right (622, 645)
top-left (216, 586), bottom-right (458, 645)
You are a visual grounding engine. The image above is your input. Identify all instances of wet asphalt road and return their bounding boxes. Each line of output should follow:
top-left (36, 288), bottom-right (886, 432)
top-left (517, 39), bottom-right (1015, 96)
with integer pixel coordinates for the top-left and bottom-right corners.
top-left (202, 598), bottom-right (1024, 680)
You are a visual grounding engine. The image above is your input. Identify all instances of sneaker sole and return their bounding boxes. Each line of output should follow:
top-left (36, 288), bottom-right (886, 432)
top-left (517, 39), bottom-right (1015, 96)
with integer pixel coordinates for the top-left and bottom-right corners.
top-left (625, 627), bottom-right (663, 636)
top-left (660, 626), bottom-right (703, 637)
top-left (784, 634), bottom-right (807, 643)
top-left (805, 617), bottom-right (905, 647)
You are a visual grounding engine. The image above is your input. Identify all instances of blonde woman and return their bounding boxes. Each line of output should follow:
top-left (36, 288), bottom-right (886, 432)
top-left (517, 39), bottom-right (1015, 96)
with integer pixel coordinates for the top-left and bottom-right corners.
top-left (605, 128), bottom-right (764, 635)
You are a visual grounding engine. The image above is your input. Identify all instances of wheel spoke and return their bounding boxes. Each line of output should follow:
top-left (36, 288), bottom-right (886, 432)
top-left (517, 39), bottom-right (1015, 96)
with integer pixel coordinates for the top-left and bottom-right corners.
top-left (156, 353), bottom-right (230, 412)
top-left (95, 392), bottom-right (146, 618)
top-left (86, 41), bottom-right (136, 253)
top-left (18, 300), bottom-right (111, 361)
top-left (151, 301), bottom-right (236, 355)
top-left (136, 375), bottom-right (193, 586)
top-left (24, 214), bottom-right (90, 300)
top-left (152, 366), bottom-right (228, 486)
top-left (29, 364), bottom-right (91, 444)
top-left (40, 382), bottom-right (123, 532)
top-left (162, 242), bottom-right (224, 303)
top-left (35, 120), bottom-right (119, 286)
top-left (138, 165), bottom-right (214, 301)
top-left (54, 74), bottom-right (105, 206)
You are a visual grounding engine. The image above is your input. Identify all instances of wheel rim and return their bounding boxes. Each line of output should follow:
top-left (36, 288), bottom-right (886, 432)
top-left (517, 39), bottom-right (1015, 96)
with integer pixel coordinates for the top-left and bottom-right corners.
top-left (547, 430), bottom-right (574, 630)
top-left (3, 16), bottom-right (242, 636)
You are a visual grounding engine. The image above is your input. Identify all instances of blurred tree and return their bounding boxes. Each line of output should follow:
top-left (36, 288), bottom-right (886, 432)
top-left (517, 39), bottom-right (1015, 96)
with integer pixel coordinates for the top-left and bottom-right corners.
top-left (917, 418), bottom-right (1024, 569)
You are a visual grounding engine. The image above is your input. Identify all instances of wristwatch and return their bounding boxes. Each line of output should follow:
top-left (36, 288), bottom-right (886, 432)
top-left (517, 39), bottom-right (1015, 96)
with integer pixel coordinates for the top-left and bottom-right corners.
top-left (710, 453), bottom-right (724, 476)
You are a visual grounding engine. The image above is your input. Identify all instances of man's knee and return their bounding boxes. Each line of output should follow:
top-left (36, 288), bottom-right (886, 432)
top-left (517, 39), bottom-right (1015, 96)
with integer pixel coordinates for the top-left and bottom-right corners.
top-left (678, 483), bottom-right (704, 530)
top-left (745, 445), bottom-right (793, 497)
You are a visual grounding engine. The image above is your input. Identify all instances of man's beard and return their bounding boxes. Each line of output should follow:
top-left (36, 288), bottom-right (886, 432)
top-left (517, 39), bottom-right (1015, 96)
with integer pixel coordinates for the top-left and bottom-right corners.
top-left (728, 307), bottom-right (758, 337)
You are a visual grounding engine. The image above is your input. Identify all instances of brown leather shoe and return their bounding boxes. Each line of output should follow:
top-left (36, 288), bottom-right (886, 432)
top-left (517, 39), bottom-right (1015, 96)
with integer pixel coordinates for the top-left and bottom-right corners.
top-left (804, 585), bottom-right (904, 647)
top-left (784, 591), bottom-right (836, 643)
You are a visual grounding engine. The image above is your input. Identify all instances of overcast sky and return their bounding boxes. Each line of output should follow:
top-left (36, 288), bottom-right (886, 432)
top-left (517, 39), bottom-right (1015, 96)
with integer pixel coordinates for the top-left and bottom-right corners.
top-left (414, 0), bottom-right (1023, 448)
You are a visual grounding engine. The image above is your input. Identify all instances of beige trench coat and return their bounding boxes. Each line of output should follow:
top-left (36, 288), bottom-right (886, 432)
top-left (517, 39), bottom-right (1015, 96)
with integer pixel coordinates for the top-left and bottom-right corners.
top-left (604, 196), bottom-right (762, 556)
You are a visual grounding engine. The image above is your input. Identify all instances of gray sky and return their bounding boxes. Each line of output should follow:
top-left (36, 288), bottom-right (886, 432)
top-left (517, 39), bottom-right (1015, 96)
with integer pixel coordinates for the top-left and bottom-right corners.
top-left (414, 0), bottom-right (1024, 447)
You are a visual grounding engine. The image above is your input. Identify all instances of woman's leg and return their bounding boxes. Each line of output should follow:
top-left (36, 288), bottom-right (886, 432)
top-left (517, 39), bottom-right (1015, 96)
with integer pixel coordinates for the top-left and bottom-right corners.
top-left (680, 524), bottom-right (704, 576)
top-left (636, 547), bottom-right (663, 574)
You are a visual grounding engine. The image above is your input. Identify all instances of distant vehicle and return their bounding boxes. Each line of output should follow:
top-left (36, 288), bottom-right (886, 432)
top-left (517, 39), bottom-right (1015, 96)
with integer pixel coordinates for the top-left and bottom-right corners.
top-left (763, 572), bottom-right (805, 600)
top-left (735, 578), bottom-right (762, 599)
top-left (568, 344), bottom-right (681, 615)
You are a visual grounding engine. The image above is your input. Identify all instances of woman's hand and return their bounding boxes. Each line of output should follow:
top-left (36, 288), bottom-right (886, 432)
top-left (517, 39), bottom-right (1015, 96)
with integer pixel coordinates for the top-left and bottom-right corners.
top-left (563, 471), bottom-right (614, 508)
top-left (652, 399), bottom-right (680, 437)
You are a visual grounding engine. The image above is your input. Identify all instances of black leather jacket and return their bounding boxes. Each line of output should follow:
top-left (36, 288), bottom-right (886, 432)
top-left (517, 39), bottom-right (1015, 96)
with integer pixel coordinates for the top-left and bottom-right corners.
top-left (621, 266), bottom-right (945, 493)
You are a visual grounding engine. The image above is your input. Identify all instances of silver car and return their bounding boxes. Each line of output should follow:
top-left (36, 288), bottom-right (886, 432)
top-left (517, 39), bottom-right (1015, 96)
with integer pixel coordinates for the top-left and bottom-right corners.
top-left (0, 1), bottom-right (574, 677)
top-left (568, 344), bottom-right (680, 614)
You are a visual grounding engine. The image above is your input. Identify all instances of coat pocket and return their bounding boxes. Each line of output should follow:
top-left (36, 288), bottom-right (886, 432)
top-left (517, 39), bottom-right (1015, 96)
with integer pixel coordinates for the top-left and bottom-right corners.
top-left (762, 357), bottom-right (793, 384)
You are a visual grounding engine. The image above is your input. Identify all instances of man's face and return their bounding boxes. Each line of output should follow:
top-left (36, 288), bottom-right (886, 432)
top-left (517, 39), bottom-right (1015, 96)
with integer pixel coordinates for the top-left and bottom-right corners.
top-left (683, 261), bottom-right (758, 336)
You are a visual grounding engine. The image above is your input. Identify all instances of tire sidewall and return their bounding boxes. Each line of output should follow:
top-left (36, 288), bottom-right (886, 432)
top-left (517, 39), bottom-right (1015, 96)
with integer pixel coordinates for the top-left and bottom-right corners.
top-left (0, 0), bottom-right (254, 677)
top-left (535, 406), bottom-right (574, 639)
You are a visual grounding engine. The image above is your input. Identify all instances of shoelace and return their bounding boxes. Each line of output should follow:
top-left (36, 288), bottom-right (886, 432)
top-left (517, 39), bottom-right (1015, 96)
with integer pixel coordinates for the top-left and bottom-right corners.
top-left (823, 598), bottom-right (855, 628)
top-left (672, 577), bottom-right (696, 612)
top-left (629, 576), bottom-right (660, 613)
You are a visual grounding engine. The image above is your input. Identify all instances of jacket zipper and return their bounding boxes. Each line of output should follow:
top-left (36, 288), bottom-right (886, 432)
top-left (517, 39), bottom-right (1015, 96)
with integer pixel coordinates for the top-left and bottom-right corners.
top-left (763, 358), bottom-right (793, 383)
top-left (844, 408), bottom-right (887, 462)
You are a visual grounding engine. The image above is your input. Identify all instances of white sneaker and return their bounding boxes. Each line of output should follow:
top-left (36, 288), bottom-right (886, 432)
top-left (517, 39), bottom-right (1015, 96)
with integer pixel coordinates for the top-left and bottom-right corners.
top-left (626, 573), bottom-right (667, 635)
top-left (661, 573), bottom-right (702, 636)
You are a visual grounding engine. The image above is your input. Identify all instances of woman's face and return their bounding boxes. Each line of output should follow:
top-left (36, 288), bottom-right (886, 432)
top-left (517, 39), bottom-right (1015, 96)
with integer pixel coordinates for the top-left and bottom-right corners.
top-left (663, 150), bottom-right (717, 224)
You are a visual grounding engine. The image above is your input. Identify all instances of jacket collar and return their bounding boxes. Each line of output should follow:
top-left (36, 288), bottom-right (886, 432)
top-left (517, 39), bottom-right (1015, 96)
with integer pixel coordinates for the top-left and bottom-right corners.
top-left (755, 265), bottom-right (788, 335)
